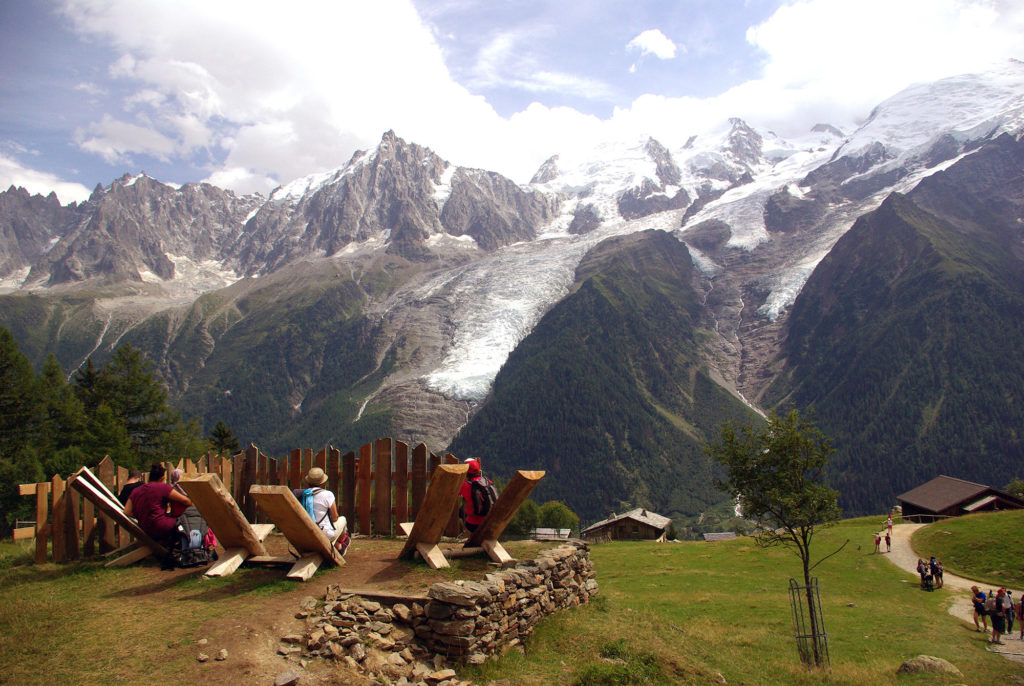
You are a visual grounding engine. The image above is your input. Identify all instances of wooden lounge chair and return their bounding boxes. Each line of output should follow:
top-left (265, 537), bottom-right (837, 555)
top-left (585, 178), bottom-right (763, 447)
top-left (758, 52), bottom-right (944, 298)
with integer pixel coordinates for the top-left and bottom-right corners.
top-left (397, 463), bottom-right (468, 569)
top-left (68, 466), bottom-right (169, 567)
top-left (248, 485), bottom-right (345, 581)
top-left (465, 470), bottom-right (545, 564)
top-left (176, 473), bottom-right (286, 577)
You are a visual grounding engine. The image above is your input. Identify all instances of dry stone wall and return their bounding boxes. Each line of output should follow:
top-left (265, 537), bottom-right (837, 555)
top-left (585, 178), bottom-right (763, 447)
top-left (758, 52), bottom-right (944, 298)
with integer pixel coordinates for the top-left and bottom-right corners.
top-left (285, 541), bottom-right (597, 684)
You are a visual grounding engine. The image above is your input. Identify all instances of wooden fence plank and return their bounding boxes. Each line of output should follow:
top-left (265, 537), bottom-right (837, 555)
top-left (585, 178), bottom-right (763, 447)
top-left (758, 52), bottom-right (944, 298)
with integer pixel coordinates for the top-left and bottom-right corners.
top-left (64, 476), bottom-right (80, 561)
top-left (394, 441), bottom-right (409, 525)
top-left (232, 449), bottom-right (245, 516)
top-left (34, 483), bottom-right (50, 563)
top-left (411, 444), bottom-right (427, 520)
top-left (96, 456), bottom-right (117, 553)
top-left (443, 454), bottom-right (462, 537)
top-left (81, 489), bottom-right (95, 557)
top-left (288, 449), bottom-right (301, 491)
top-left (116, 465), bottom-right (130, 549)
top-left (341, 451), bottom-right (356, 529)
top-left (243, 444), bottom-right (259, 522)
top-left (373, 438), bottom-right (393, 535)
top-left (51, 475), bottom-right (66, 563)
top-left (327, 447), bottom-right (340, 501)
top-left (357, 442), bottom-right (372, 535)
top-left (315, 447), bottom-right (327, 472)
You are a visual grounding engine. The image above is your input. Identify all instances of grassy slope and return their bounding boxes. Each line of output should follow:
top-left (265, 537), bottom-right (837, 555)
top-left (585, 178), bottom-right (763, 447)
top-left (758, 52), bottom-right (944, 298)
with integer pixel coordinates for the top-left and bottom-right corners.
top-left (912, 509), bottom-right (1024, 589)
top-left (1, 516), bottom-right (1019, 685)
top-left (468, 516), bottom-right (1019, 685)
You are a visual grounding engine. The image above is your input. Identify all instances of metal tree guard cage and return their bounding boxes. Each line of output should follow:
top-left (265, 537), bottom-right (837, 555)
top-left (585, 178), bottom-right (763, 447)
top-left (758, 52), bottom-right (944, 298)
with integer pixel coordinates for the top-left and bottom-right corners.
top-left (788, 576), bottom-right (830, 668)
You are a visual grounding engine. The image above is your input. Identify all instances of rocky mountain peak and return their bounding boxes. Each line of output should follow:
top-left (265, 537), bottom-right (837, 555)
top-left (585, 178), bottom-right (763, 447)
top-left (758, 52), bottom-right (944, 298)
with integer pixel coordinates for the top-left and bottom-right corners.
top-left (644, 137), bottom-right (682, 187)
top-left (530, 155), bottom-right (561, 185)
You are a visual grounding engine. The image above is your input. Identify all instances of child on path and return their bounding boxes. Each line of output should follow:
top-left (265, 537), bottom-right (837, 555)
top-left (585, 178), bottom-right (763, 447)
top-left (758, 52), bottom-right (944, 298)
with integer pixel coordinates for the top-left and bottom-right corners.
top-left (874, 532), bottom-right (881, 553)
top-left (884, 532), bottom-right (891, 552)
top-left (972, 586), bottom-right (988, 632)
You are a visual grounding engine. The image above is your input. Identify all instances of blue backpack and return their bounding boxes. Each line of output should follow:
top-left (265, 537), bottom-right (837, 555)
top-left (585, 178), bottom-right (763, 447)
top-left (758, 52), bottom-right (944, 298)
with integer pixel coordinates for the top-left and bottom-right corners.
top-left (300, 488), bottom-right (327, 525)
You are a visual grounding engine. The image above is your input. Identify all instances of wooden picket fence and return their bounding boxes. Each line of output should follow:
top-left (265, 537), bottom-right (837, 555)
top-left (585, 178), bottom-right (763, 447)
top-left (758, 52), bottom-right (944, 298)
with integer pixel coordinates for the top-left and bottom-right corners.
top-left (16, 438), bottom-right (465, 564)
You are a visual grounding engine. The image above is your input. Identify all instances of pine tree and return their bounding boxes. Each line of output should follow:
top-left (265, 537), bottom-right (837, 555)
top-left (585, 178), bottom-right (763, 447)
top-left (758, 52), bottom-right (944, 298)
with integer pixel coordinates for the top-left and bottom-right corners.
top-left (208, 420), bottom-right (241, 455)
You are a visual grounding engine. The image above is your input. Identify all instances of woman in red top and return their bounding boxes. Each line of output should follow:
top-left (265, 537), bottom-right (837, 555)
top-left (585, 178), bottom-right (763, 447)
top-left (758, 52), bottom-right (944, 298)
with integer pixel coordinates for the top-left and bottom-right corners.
top-left (126, 463), bottom-right (191, 545)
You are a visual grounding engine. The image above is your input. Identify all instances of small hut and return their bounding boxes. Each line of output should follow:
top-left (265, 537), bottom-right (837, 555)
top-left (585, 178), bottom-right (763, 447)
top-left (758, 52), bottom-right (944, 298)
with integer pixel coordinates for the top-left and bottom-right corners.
top-left (581, 508), bottom-right (671, 542)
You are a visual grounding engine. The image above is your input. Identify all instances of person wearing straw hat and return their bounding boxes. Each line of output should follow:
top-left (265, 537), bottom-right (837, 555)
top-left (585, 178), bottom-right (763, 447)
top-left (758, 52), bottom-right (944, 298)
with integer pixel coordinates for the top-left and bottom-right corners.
top-left (293, 468), bottom-right (349, 555)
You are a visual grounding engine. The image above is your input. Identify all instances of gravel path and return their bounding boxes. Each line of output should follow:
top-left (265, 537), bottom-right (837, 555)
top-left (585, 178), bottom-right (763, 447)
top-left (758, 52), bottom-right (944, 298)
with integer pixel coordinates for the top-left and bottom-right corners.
top-left (882, 522), bottom-right (1024, 662)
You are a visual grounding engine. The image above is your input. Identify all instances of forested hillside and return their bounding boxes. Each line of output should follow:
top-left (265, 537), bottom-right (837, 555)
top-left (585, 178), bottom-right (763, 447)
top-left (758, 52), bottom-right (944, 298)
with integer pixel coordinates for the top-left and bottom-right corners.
top-left (448, 230), bottom-right (761, 525)
top-left (764, 134), bottom-right (1024, 513)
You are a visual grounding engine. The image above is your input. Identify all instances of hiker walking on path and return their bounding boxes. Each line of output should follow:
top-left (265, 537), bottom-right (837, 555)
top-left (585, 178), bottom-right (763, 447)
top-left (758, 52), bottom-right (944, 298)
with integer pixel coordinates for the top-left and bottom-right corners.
top-left (874, 532), bottom-right (881, 553)
top-left (885, 532), bottom-right (891, 552)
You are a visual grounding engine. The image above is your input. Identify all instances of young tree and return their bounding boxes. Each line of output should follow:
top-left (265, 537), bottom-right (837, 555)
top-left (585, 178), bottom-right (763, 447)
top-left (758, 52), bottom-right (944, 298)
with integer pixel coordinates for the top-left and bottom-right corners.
top-left (706, 408), bottom-right (843, 667)
top-left (208, 420), bottom-right (241, 455)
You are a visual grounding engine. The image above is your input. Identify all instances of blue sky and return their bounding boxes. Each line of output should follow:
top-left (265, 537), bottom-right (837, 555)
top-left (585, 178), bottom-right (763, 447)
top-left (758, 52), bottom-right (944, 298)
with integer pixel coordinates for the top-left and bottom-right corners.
top-left (1, 0), bottom-right (1022, 204)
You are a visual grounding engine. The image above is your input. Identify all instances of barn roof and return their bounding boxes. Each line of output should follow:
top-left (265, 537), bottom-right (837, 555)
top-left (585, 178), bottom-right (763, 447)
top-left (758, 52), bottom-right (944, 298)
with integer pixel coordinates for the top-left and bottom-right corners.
top-left (581, 507), bottom-right (672, 535)
top-left (897, 475), bottom-right (993, 513)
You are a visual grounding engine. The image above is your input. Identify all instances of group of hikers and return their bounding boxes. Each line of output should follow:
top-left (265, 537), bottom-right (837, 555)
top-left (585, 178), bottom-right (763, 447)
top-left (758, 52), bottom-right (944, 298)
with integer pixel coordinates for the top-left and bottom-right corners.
top-left (915, 556), bottom-right (944, 590)
top-left (971, 586), bottom-right (1021, 645)
top-left (118, 464), bottom-right (218, 569)
top-left (117, 455), bottom-right (498, 570)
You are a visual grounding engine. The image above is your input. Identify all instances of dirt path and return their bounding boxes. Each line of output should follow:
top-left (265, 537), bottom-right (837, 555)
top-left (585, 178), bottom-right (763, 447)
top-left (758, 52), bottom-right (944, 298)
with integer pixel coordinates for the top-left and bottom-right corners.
top-left (883, 523), bottom-right (1024, 662)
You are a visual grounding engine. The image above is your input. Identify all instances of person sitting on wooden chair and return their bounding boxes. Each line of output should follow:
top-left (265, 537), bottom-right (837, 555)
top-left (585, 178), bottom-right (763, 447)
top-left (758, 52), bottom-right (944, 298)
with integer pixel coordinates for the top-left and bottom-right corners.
top-left (459, 458), bottom-right (497, 534)
top-left (125, 463), bottom-right (191, 569)
top-left (293, 468), bottom-right (349, 556)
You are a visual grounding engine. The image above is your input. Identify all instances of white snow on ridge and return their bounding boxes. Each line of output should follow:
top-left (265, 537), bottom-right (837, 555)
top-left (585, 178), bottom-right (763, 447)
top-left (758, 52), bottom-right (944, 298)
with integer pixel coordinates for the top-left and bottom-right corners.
top-left (432, 165), bottom-right (456, 210)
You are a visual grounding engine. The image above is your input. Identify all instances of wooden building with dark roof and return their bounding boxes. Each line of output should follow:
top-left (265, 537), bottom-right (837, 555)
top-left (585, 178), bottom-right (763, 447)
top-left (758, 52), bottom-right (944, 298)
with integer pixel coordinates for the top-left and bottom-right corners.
top-left (581, 508), bottom-right (671, 542)
top-left (896, 475), bottom-right (1024, 522)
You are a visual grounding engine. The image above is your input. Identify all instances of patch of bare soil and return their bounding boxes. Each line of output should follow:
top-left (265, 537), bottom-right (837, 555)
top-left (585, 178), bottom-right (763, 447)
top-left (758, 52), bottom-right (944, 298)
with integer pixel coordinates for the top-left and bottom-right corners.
top-left (145, 535), bottom-right (545, 685)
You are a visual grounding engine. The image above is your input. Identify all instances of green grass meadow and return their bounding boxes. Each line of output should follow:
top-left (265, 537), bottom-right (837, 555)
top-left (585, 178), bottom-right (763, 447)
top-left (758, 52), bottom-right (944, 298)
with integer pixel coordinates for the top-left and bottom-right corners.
top-left (912, 509), bottom-right (1024, 589)
top-left (1, 516), bottom-right (1021, 685)
top-left (466, 516), bottom-right (1021, 685)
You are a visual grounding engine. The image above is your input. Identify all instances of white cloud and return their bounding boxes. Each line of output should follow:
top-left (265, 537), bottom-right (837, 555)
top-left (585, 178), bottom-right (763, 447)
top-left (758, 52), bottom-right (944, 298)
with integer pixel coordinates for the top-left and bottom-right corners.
top-left (51, 0), bottom-right (1024, 195)
top-left (627, 29), bottom-right (678, 60)
top-left (75, 114), bottom-right (177, 164)
top-left (0, 154), bottom-right (91, 205)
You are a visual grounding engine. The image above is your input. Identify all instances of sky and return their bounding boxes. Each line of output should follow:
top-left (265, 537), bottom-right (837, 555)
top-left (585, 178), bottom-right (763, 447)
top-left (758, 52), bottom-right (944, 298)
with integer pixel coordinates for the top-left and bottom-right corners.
top-left (1, 0), bottom-right (1022, 205)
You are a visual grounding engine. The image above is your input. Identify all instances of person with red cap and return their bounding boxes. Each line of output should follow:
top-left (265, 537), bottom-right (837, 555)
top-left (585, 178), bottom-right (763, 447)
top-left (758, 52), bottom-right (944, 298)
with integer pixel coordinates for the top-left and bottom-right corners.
top-left (459, 458), bottom-right (496, 533)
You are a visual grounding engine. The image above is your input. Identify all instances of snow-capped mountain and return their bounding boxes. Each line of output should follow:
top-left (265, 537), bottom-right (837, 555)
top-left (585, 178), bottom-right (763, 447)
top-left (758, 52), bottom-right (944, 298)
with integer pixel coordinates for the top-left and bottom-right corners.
top-left (2, 61), bottom-right (1024, 458)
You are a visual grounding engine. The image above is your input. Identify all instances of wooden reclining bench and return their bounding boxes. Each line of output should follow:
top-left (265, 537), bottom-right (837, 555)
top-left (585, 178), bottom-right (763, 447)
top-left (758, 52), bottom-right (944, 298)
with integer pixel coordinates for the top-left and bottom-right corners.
top-left (248, 485), bottom-right (345, 581)
top-left (176, 473), bottom-right (288, 577)
top-left (397, 462), bottom-right (468, 569)
top-left (464, 469), bottom-right (545, 564)
top-left (68, 466), bottom-right (169, 567)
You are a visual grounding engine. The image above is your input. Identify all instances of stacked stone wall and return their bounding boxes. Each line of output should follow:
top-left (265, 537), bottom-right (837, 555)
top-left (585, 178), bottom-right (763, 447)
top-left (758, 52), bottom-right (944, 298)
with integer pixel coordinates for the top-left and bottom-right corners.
top-left (285, 541), bottom-right (597, 683)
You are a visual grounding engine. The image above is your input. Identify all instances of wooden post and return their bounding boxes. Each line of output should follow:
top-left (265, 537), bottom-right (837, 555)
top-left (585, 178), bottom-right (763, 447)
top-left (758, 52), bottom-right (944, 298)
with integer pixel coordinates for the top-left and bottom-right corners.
top-left (243, 444), bottom-right (259, 522)
top-left (196, 455), bottom-right (208, 474)
top-left (443, 454), bottom-right (462, 538)
top-left (64, 476), bottom-right (80, 561)
top-left (96, 456), bottom-right (117, 553)
top-left (288, 448), bottom-right (301, 490)
top-left (178, 473), bottom-right (269, 577)
top-left (341, 450), bottom-right (356, 529)
top-left (399, 463), bottom-right (468, 569)
top-left (467, 470), bottom-right (546, 563)
top-left (34, 483), bottom-right (50, 563)
top-left (301, 448), bottom-right (312, 477)
top-left (373, 438), bottom-right (392, 536)
top-left (81, 487), bottom-right (95, 557)
top-left (231, 449), bottom-right (245, 514)
top-left (357, 442), bottom-right (372, 535)
top-left (315, 447), bottom-right (327, 471)
top-left (394, 441), bottom-right (409, 526)
top-left (411, 444), bottom-right (427, 520)
top-left (116, 465), bottom-right (130, 549)
top-left (51, 475), bottom-right (66, 563)
top-left (327, 447), bottom-right (340, 501)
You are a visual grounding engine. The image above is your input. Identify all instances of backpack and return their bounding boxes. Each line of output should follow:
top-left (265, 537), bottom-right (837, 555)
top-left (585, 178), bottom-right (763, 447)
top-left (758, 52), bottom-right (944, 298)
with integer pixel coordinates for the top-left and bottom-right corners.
top-left (300, 488), bottom-right (328, 525)
top-left (471, 477), bottom-right (498, 518)
top-left (174, 506), bottom-right (214, 568)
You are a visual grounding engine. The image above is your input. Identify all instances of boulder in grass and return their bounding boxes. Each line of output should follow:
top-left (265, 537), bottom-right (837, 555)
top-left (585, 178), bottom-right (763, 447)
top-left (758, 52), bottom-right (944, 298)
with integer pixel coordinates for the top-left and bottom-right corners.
top-left (896, 655), bottom-right (963, 676)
